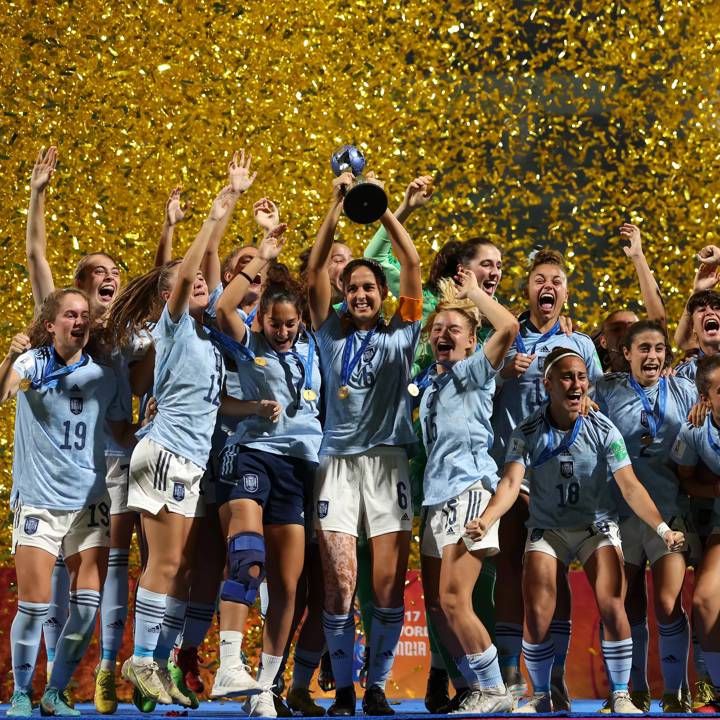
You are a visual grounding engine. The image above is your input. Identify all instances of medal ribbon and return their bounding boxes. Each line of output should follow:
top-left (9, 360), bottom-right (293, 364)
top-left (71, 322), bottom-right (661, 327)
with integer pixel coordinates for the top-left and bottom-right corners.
top-left (288, 329), bottom-right (317, 404)
top-left (515, 320), bottom-right (561, 355)
top-left (628, 376), bottom-right (667, 439)
top-left (532, 413), bottom-right (583, 468)
top-left (245, 306), bottom-right (258, 328)
top-left (409, 360), bottom-right (456, 395)
top-left (36, 348), bottom-right (90, 389)
top-left (340, 325), bottom-right (377, 388)
top-left (205, 325), bottom-right (258, 364)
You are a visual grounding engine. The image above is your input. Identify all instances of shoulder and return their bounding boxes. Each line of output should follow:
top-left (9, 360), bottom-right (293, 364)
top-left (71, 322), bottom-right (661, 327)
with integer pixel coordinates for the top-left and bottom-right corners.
top-left (517, 408), bottom-right (545, 436)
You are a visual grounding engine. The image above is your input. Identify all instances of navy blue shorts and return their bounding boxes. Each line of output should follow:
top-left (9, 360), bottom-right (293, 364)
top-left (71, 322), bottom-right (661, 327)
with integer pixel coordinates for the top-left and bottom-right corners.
top-left (217, 445), bottom-right (316, 526)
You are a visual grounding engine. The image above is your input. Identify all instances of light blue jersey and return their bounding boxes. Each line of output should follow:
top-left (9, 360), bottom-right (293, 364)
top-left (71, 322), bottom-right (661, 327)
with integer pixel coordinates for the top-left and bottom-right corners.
top-left (205, 282), bottom-right (254, 325)
top-left (594, 373), bottom-right (696, 519)
top-left (12, 347), bottom-right (125, 510)
top-left (420, 349), bottom-right (499, 505)
top-left (316, 311), bottom-right (421, 456)
top-left (671, 416), bottom-right (720, 523)
top-left (136, 305), bottom-right (225, 470)
top-left (674, 357), bottom-right (698, 384)
top-left (491, 320), bottom-right (602, 464)
top-left (225, 331), bottom-right (323, 463)
top-left (505, 409), bottom-right (631, 529)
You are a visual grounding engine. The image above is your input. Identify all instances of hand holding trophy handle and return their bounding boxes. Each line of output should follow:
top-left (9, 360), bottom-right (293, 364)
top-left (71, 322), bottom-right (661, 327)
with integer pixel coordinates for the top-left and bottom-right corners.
top-left (330, 145), bottom-right (388, 224)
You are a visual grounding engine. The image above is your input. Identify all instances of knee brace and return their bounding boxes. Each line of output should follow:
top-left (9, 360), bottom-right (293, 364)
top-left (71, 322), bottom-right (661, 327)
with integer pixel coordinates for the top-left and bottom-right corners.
top-left (220, 532), bottom-right (266, 606)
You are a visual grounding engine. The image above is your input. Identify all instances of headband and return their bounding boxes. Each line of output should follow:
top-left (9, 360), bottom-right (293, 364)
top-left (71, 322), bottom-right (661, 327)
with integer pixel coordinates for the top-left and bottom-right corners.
top-left (543, 350), bottom-right (583, 378)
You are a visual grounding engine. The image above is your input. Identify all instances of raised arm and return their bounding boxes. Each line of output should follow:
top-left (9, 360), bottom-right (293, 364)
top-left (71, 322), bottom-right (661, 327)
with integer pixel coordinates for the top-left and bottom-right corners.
top-left (455, 266), bottom-right (519, 368)
top-left (0, 334), bottom-right (31, 403)
top-left (307, 173), bottom-right (350, 329)
top-left (155, 186), bottom-right (189, 267)
top-left (201, 150), bottom-right (257, 290)
top-left (379, 207), bottom-right (422, 300)
top-left (216, 223), bottom-right (287, 342)
top-left (167, 187), bottom-right (233, 322)
top-left (364, 175), bottom-right (434, 297)
top-left (620, 223), bottom-right (665, 325)
top-left (26, 147), bottom-right (58, 312)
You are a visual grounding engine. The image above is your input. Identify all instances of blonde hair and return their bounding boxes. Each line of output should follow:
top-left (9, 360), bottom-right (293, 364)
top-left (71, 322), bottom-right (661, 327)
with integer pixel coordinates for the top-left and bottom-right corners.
top-left (422, 278), bottom-right (481, 336)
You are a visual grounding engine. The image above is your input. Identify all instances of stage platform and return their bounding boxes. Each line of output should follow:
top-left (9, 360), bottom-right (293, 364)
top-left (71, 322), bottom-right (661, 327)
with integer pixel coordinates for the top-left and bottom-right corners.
top-left (1, 699), bottom-right (716, 718)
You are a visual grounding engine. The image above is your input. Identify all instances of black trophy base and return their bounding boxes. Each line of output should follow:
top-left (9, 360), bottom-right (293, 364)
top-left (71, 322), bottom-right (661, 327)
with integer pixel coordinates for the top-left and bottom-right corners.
top-left (343, 179), bottom-right (388, 224)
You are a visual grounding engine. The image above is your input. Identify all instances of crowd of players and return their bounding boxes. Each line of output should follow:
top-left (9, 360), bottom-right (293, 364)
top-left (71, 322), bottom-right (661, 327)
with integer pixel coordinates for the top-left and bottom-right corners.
top-left (4, 146), bottom-right (720, 717)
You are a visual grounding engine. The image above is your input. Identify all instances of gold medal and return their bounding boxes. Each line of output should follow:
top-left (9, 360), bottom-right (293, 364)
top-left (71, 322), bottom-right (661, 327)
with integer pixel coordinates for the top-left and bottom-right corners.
top-left (338, 385), bottom-right (349, 399)
top-left (407, 383), bottom-right (420, 397)
top-left (640, 432), bottom-right (653, 447)
top-left (19, 378), bottom-right (31, 392)
top-left (303, 389), bottom-right (317, 401)
top-left (254, 357), bottom-right (267, 367)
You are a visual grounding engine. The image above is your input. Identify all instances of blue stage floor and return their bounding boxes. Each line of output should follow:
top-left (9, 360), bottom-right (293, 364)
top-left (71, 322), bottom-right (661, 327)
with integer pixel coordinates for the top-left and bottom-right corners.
top-left (1, 698), bottom-right (715, 717)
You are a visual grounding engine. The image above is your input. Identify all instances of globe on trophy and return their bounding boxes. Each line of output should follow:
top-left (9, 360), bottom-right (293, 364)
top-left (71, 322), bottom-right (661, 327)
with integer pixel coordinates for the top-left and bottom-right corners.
top-left (331, 145), bottom-right (388, 224)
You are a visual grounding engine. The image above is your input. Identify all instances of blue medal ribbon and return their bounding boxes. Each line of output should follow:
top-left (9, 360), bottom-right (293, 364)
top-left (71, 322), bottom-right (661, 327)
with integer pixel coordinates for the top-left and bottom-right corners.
top-left (532, 412), bottom-right (583, 468)
top-left (340, 324), bottom-right (377, 389)
top-left (628, 375), bottom-right (667, 438)
top-left (409, 360), bottom-right (456, 396)
top-left (244, 306), bottom-right (258, 328)
top-left (515, 320), bottom-right (561, 355)
top-left (205, 325), bottom-right (258, 364)
top-left (288, 329), bottom-right (317, 404)
top-left (35, 348), bottom-right (90, 390)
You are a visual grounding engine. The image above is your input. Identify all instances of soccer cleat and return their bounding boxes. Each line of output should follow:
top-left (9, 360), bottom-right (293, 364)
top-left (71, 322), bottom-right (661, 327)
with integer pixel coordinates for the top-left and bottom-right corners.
top-left (695, 700), bottom-right (720, 714)
top-left (694, 678), bottom-right (716, 709)
top-left (452, 686), bottom-right (513, 714)
top-left (244, 689), bottom-right (278, 718)
top-left (39, 688), bottom-right (79, 717)
top-left (610, 690), bottom-right (643, 714)
top-left (132, 687), bottom-right (157, 714)
top-left (550, 675), bottom-right (571, 712)
top-left (273, 694), bottom-right (292, 717)
top-left (512, 691), bottom-right (553, 714)
top-left (171, 646), bottom-right (205, 694)
top-left (661, 690), bottom-right (692, 713)
top-left (362, 685), bottom-right (394, 716)
top-left (287, 687), bottom-right (327, 716)
top-left (121, 657), bottom-right (171, 704)
top-left (168, 656), bottom-right (199, 709)
top-left (424, 667), bottom-right (451, 714)
top-left (94, 668), bottom-right (118, 714)
top-left (440, 688), bottom-right (471, 714)
top-left (157, 665), bottom-right (193, 707)
top-left (630, 690), bottom-right (651, 713)
top-left (210, 663), bottom-right (264, 698)
top-left (328, 686), bottom-right (357, 717)
top-left (7, 691), bottom-right (32, 717)
top-left (318, 652), bottom-right (336, 693)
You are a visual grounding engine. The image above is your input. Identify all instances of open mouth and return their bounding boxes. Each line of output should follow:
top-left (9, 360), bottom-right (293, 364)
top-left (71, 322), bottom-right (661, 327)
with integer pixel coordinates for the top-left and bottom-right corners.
top-left (274, 338), bottom-right (291, 349)
top-left (353, 301), bottom-right (371, 312)
top-left (704, 317), bottom-right (720, 333)
top-left (482, 280), bottom-right (497, 294)
top-left (250, 274), bottom-right (262, 286)
top-left (566, 391), bottom-right (582, 405)
top-left (641, 363), bottom-right (660, 374)
top-left (436, 340), bottom-right (453, 353)
top-left (538, 292), bottom-right (555, 311)
top-left (70, 328), bottom-right (86, 338)
top-left (98, 285), bottom-right (115, 302)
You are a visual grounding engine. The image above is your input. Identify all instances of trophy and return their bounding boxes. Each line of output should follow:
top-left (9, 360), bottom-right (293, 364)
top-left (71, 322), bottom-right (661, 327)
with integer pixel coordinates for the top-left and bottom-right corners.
top-left (331, 145), bottom-right (388, 224)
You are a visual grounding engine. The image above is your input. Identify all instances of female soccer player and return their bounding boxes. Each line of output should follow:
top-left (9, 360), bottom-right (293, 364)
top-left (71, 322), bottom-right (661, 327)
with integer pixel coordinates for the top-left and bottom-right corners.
top-left (0, 289), bottom-right (133, 717)
top-left (470, 347), bottom-right (684, 714)
top-left (106, 187), bottom-right (233, 707)
top-left (594, 320), bottom-right (698, 712)
top-left (490, 249), bottom-right (602, 706)
top-left (419, 268), bottom-right (518, 714)
top-left (210, 224), bottom-right (323, 719)
top-left (672, 353), bottom-right (720, 712)
top-left (306, 171), bottom-right (423, 716)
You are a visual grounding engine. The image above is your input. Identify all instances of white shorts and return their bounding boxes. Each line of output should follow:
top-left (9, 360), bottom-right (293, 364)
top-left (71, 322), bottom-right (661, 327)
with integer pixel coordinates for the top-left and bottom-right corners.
top-left (106, 455), bottom-right (132, 515)
top-left (620, 514), bottom-right (700, 567)
top-left (12, 494), bottom-right (111, 557)
top-left (314, 447), bottom-right (413, 538)
top-left (422, 481), bottom-right (499, 559)
top-left (524, 521), bottom-right (622, 566)
top-left (127, 437), bottom-right (205, 518)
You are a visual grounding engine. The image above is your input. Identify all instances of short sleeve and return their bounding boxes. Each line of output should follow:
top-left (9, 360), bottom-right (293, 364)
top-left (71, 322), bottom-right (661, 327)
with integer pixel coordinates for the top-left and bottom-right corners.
top-left (12, 350), bottom-right (37, 382)
top-left (453, 348), bottom-right (496, 390)
top-left (671, 423), bottom-right (700, 467)
top-left (204, 282), bottom-right (224, 319)
top-left (154, 304), bottom-right (191, 340)
top-left (604, 426), bottom-right (632, 473)
top-left (505, 427), bottom-right (531, 468)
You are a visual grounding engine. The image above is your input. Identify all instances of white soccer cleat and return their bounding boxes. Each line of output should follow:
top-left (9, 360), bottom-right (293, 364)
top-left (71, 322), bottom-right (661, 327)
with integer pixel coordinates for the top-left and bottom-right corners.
top-left (210, 664), bottom-right (263, 699)
top-left (245, 689), bottom-right (278, 717)
top-left (513, 691), bottom-right (553, 714)
top-left (611, 690), bottom-right (643, 715)
top-left (156, 666), bottom-right (193, 707)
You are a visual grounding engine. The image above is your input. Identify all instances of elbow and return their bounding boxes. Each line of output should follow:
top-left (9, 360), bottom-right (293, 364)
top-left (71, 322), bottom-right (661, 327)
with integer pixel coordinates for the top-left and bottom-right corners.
top-left (504, 317), bottom-right (521, 338)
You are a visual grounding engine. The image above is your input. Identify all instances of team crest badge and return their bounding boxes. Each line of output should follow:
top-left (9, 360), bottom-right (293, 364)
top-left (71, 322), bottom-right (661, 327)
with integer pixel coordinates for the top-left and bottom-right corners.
top-left (243, 473), bottom-right (259, 493)
top-left (317, 500), bottom-right (329, 519)
top-left (530, 528), bottom-right (544, 542)
top-left (70, 397), bottom-right (83, 415)
top-left (560, 461), bottom-right (574, 478)
top-left (173, 483), bottom-right (185, 502)
top-left (24, 517), bottom-right (39, 535)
